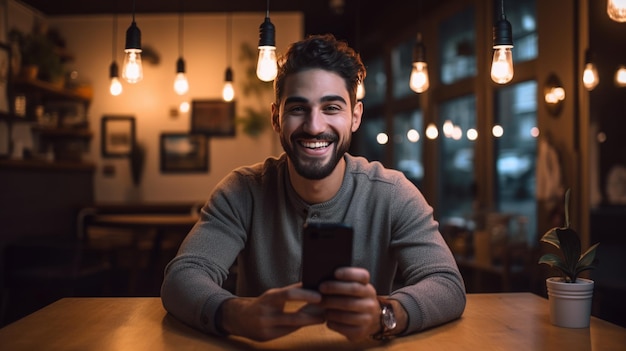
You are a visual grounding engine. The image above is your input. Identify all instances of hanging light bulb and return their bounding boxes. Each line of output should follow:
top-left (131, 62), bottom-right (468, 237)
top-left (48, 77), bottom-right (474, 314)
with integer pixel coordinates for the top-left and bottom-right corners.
top-left (223, 13), bottom-right (235, 102)
top-left (582, 49), bottom-right (599, 91)
top-left (109, 14), bottom-right (122, 96)
top-left (409, 33), bottom-right (430, 93)
top-left (174, 58), bottom-right (189, 95)
top-left (256, 0), bottom-right (277, 82)
top-left (356, 82), bottom-right (365, 100)
top-left (173, 7), bottom-right (189, 95)
top-left (122, 0), bottom-right (143, 84)
top-left (615, 65), bottom-right (626, 87)
top-left (491, 0), bottom-right (514, 84)
top-left (223, 68), bottom-right (235, 102)
top-left (607, 0), bottom-right (626, 22)
top-left (109, 62), bottom-right (123, 96)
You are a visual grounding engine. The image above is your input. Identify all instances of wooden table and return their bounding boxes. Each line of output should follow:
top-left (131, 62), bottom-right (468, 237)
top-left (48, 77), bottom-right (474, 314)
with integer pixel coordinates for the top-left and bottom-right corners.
top-left (1, 293), bottom-right (624, 350)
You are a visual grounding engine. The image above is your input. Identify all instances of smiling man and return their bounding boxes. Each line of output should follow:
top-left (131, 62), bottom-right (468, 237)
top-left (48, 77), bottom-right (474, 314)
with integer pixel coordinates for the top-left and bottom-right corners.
top-left (161, 34), bottom-right (466, 342)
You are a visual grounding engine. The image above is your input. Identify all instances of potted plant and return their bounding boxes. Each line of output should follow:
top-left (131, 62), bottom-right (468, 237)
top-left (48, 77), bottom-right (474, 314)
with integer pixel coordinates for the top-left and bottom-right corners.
top-left (538, 189), bottom-right (600, 328)
top-left (11, 28), bottom-right (64, 84)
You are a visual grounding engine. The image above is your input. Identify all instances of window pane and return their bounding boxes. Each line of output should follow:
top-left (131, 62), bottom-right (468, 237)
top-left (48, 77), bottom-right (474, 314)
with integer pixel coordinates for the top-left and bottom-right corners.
top-left (440, 6), bottom-right (476, 84)
top-left (394, 109), bottom-right (424, 186)
top-left (494, 80), bottom-right (538, 243)
top-left (352, 115), bottom-right (385, 162)
top-left (391, 38), bottom-right (414, 99)
top-left (505, 0), bottom-right (537, 63)
top-left (438, 95), bottom-right (477, 224)
top-left (362, 57), bottom-right (386, 107)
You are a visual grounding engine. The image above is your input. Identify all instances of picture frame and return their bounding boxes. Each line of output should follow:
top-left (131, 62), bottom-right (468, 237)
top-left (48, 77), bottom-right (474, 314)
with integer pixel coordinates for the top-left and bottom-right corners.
top-left (160, 133), bottom-right (209, 173)
top-left (191, 99), bottom-right (236, 137)
top-left (101, 115), bottom-right (136, 157)
top-left (0, 43), bottom-right (11, 115)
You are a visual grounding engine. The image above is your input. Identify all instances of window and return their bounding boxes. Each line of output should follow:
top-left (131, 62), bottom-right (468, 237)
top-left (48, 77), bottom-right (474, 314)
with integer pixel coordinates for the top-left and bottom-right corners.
top-left (362, 56), bottom-right (386, 107)
top-left (394, 109), bottom-right (424, 186)
top-left (391, 38), bottom-right (415, 99)
top-left (439, 6), bottom-right (476, 85)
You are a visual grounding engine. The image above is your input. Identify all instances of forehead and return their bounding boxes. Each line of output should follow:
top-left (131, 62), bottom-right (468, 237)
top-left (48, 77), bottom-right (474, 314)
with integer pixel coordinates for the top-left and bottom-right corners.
top-left (282, 69), bottom-right (349, 102)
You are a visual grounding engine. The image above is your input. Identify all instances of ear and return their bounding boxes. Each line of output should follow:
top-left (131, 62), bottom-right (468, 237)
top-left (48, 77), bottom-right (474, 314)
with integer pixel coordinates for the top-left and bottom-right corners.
top-left (351, 101), bottom-right (363, 132)
top-left (271, 103), bottom-right (280, 132)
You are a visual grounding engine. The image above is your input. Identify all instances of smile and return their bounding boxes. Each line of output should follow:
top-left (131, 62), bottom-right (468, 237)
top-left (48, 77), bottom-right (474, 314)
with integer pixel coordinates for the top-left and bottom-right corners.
top-left (300, 141), bottom-right (330, 149)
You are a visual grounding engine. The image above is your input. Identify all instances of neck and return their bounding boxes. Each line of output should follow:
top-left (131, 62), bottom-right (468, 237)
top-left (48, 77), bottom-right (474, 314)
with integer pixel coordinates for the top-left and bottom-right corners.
top-left (288, 157), bottom-right (346, 204)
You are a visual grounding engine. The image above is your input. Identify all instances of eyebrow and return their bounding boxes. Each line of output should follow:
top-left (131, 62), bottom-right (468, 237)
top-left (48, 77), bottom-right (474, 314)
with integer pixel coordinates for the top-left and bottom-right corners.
top-left (283, 95), bottom-right (348, 105)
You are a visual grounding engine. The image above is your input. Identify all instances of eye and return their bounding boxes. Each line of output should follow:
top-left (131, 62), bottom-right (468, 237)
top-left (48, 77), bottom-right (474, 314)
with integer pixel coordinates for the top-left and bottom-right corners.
top-left (323, 104), bottom-right (342, 114)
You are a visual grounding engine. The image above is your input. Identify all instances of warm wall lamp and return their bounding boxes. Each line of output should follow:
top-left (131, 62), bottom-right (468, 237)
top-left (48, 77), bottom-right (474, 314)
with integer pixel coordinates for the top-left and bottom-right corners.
top-left (223, 13), bottom-right (235, 102)
top-left (544, 73), bottom-right (565, 116)
top-left (582, 49), bottom-right (599, 91)
top-left (615, 65), bottom-right (626, 87)
top-left (607, 0), bottom-right (626, 22)
top-left (122, 0), bottom-right (143, 84)
top-left (256, 0), bottom-right (277, 82)
top-left (174, 5), bottom-right (189, 95)
top-left (409, 33), bottom-right (430, 93)
top-left (491, 0), bottom-right (514, 84)
top-left (109, 14), bottom-right (122, 96)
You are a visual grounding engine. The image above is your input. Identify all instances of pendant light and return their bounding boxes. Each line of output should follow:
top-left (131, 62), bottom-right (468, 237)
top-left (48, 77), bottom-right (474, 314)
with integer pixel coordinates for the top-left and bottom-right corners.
top-left (122, 0), bottom-right (143, 84)
top-left (410, 33), bottom-right (430, 93)
top-left (582, 49), bottom-right (599, 91)
top-left (355, 0), bottom-right (365, 100)
top-left (607, 0), bottom-right (626, 22)
top-left (222, 13), bottom-right (235, 102)
top-left (491, 0), bottom-right (514, 84)
top-left (256, 0), bottom-right (277, 82)
top-left (174, 2), bottom-right (189, 95)
top-left (109, 14), bottom-right (122, 96)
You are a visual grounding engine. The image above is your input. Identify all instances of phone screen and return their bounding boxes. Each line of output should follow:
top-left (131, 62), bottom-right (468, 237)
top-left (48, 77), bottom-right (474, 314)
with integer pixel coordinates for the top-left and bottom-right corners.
top-left (301, 222), bottom-right (354, 290)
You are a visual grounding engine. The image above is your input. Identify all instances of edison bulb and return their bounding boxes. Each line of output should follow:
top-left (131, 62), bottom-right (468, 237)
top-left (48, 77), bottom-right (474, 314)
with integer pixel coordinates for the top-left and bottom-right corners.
top-left (257, 46), bottom-right (277, 82)
top-left (356, 82), bottom-right (365, 100)
top-left (222, 81), bottom-right (235, 102)
top-left (607, 0), bottom-right (626, 22)
top-left (583, 63), bottom-right (599, 91)
top-left (122, 49), bottom-right (143, 84)
top-left (174, 73), bottom-right (189, 95)
top-left (615, 66), bottom-right (626, 87)
top-left (409, 61), bottom-right (430, 93)
top-left (109, 77), bottom-right (123, 96)
top-left (491, 47), bottom-right (514, 84)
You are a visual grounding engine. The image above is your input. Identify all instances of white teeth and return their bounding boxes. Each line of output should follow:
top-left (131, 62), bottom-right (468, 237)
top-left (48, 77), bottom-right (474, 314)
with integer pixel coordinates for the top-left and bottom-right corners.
top-left (301, 141), bottom-right (330, 149)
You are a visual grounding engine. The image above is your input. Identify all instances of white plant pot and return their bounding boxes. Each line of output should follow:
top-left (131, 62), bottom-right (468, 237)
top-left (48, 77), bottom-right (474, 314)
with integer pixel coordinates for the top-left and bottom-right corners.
top-left (546, 277), bottom-right (594, 328)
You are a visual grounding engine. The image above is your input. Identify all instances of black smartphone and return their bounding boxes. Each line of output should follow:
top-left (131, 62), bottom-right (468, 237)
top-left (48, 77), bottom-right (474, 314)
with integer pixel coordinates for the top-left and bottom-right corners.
top-left (301, 222), bottom-right (354, 290)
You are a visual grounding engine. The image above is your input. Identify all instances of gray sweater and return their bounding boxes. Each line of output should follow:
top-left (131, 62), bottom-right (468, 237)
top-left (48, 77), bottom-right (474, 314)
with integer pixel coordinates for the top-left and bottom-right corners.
top-left (161, 153), bottom-right (466, 336)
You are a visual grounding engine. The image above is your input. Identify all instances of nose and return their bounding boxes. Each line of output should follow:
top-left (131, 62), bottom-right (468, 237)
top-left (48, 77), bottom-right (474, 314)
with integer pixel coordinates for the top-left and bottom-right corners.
top-left (303, 108), bottom-right (326, 135)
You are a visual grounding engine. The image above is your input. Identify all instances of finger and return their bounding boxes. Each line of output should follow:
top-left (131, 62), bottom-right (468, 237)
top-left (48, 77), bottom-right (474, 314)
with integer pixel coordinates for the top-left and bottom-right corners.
top-left (319, 280), bottom-right (376, 298)
top-left (334, 267), bottom-right (370, 284)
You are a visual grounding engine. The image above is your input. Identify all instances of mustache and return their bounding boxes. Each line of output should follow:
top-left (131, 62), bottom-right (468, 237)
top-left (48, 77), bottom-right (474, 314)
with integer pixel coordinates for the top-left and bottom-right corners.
top-left (292, 132), bottom-right (338, 142)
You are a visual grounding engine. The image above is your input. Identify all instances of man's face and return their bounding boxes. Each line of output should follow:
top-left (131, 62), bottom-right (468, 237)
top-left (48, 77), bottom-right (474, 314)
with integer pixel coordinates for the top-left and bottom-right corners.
top-left (272, 69), bottom-right (362, 180)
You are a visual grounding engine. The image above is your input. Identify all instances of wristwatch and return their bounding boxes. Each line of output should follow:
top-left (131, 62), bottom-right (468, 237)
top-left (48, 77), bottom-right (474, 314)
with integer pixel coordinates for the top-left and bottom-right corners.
top-left (372, 299), bottom-right (397, 340)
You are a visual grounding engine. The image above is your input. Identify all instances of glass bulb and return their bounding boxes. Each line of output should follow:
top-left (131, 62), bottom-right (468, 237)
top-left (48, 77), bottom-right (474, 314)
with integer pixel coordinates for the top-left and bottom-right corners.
top-left (109, 77), bottom-right (123, 96)
top-left (257, 46), bottom-right (277, 82)
top-left (122, 49), bottom-right (143, 84)
top-left (491, 46), bottom-right (514, 84)
top-left (356, 82), bottom-right (365, 100)
top-left (582, 63), bottom-right (599, 91)
top-left (615, 66), bottom-right (626, 87)
top-left (222, 81), bottom-right (235, 102)
top-left (608, 0), bottom-right (626, 22)
top-left (174, 72), bottom-right (189, 95)
top-left (409, 61), bottom-right (430, 93)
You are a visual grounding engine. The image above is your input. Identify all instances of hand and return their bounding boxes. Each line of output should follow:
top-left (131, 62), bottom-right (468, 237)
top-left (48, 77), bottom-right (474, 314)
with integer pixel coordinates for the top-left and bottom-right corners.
top-left (317, 267), bottom-right (381, 341)
top-left (219, 283), bottom-right (325, 341)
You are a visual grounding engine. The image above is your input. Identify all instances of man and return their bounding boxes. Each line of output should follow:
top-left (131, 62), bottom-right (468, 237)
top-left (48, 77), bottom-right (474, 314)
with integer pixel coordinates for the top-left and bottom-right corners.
top-left (161, 34), bottom-right (466, 342)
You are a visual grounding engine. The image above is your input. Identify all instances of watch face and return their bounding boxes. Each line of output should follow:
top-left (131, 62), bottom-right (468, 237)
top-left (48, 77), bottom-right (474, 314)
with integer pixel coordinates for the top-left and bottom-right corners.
top-left (382, 305), bottom-right (397, 330)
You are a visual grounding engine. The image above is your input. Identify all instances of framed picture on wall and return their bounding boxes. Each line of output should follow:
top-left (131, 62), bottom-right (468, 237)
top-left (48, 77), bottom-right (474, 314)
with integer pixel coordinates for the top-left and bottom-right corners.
top-left (160, 133), bottom-right (209, 173)
top-left (191, 99), bottom-right (236, 137)
top-left (101, 115), bottom-right (135, 157)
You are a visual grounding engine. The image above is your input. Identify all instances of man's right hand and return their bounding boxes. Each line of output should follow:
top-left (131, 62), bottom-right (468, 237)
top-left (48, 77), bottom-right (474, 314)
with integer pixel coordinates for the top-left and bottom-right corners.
top-left (218, 283), bottom-right (325, 341)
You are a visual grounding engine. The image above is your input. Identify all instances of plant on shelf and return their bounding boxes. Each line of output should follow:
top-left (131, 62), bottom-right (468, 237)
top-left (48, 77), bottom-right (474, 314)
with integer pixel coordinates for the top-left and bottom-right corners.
top-left (538, 189), bottom-right (600, 283)
top-left (11, 25), bottom-right (65, 84)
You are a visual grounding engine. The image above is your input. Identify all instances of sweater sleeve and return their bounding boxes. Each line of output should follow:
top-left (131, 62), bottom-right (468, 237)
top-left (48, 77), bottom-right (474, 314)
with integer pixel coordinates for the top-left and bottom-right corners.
top-left (160, 171), bottom-right (250, 335)
top-left (388, 177), bottom-right (467, 334)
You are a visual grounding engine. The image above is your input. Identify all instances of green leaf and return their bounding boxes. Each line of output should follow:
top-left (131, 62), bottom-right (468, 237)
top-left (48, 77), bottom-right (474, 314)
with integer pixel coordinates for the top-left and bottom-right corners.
top-left (577, 242), bottom-right (600, 268)
top-left (556, 227), bottom-right (581, 274)
top-left (540, 227), bottom-right (561, 249)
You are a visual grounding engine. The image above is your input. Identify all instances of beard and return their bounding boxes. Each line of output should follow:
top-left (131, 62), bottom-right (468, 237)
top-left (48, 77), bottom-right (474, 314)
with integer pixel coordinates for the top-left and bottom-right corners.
top-left (280, 131), bottom-right (351, 180)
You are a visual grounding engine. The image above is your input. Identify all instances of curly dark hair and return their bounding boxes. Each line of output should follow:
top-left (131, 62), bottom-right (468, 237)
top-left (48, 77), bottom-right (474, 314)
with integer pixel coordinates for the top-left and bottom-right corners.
top-left (274, 34), bottom-right (366, 108)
